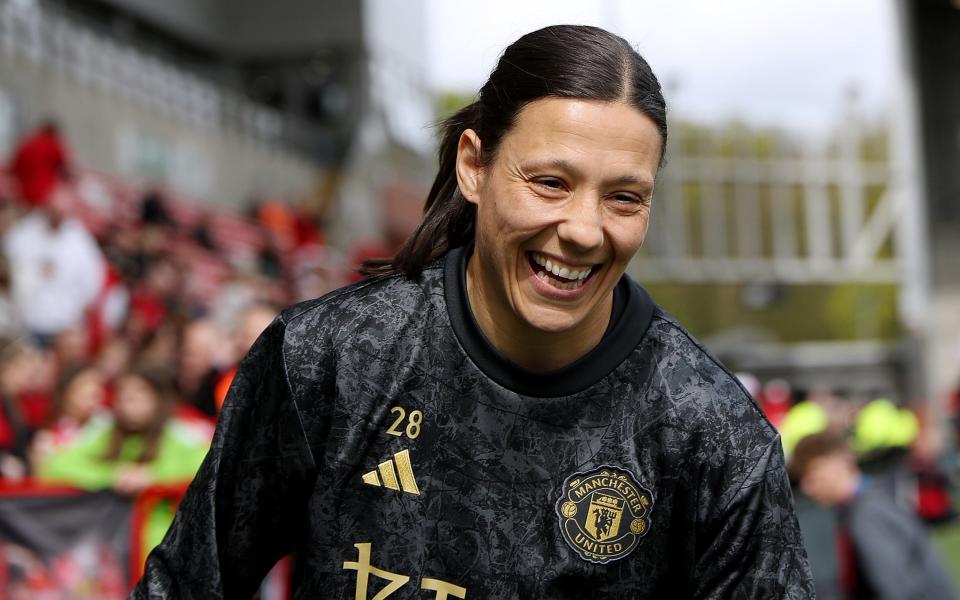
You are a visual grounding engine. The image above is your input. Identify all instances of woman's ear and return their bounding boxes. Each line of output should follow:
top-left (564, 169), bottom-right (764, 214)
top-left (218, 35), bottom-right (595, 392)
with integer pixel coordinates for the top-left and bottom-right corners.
top-left (455, 129), bottom-right (483, 206)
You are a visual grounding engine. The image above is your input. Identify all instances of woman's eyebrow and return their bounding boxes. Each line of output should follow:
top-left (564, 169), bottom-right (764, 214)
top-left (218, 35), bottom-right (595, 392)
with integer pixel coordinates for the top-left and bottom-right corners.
top-left (520, 159), bottom-right (652, 189)
top-left (607, 174), bottom-right (654, 192)
top-left (519, 158), bottom-right (582, 178)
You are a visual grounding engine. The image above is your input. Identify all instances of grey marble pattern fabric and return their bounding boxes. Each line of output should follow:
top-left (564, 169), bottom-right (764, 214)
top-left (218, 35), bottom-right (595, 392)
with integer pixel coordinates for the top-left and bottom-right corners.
top-left (132, 247), bottom-right (814, 599)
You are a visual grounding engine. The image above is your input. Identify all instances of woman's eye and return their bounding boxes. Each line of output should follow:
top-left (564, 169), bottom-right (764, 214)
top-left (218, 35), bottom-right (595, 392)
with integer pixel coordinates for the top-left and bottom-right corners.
top-left (612, 193), bottom-right (644, 205)
top-left (534, 178), bottom-right (565, 190)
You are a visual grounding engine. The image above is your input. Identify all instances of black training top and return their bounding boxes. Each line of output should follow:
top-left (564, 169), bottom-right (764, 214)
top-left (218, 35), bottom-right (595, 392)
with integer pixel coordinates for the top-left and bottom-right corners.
top-left (133, 245), bottom-right (814, 599)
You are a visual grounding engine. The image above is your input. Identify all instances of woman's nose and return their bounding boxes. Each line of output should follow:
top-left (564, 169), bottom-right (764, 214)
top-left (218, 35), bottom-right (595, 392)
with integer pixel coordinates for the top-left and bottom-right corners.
top-left (556, 195), bottom-right (604, 251)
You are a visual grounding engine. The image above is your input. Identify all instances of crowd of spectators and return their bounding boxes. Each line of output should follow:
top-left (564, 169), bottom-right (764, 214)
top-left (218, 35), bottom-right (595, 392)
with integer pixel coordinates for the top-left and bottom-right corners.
top-left (739, 374), bottom-right (960, 599)
top-left (0, 121), bottom-right (353, 498)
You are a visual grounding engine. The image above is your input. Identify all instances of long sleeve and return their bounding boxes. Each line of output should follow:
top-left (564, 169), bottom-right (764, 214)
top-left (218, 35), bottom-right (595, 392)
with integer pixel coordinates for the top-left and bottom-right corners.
top-left (694, 437), bottom-right (815, 599)
top-left (36, 420), bottom-right (119, 489)
top-left (132, 317), bottom-right (318, 599)
top-left (148, 425), bottom-right (209, 484)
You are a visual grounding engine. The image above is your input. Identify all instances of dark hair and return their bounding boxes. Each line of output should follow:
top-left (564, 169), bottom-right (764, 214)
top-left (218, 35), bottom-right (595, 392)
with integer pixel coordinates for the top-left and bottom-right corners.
top-left (104, 366), bottom-right (176, 463)
top-left (40, 119), bottom-right (60, 135)
top-left (48, 362), bottom-right (100, 426)
top-left (361, 25), bottom-right (668, 279)
top-left (0, 337), bottom-right (30, 366)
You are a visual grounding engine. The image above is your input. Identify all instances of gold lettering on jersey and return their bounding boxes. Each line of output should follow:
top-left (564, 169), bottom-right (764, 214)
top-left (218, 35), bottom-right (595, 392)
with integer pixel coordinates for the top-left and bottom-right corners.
top-left (342, 543), bottom-right (467, 599)
top-left (421, 577), bottom-right (467, 599)
top-left (555, 465), bottom-right (654, 564)
top-left (362, 449), bottom-right (421, 495)
top-left (343, 542), bottom-right (410, 600)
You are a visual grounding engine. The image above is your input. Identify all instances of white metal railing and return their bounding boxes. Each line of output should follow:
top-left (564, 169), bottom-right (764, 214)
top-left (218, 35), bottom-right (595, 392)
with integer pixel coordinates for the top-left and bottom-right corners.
top-left (0, 0), bottom-right (282, 144)
top-left (633, 116), bottom-right (902, 285)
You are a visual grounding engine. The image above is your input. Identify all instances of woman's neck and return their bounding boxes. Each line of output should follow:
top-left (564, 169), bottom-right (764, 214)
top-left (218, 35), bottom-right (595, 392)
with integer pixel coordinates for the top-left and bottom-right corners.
top-left (466, 259), bottom-right (612, 373)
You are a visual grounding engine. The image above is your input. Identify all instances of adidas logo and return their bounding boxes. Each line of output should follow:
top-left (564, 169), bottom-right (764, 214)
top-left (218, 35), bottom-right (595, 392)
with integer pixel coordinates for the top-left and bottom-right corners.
top-left (362, 449), bottom-right (420, 495)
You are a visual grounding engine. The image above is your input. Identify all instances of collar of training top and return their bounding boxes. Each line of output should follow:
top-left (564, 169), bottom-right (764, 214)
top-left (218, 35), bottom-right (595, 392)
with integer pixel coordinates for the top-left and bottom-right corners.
top-left (444, 245), bottom-right (655, 398)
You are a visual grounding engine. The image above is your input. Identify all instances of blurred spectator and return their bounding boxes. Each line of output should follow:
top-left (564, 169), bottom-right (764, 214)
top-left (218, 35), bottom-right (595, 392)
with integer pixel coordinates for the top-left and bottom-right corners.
top-left (190, 212), bottom-right (218, 252)
top-left (348, 239), bottom-right (394, 282)
top-left (29, 363), bottom-right (106, 466)
top-left (139, 188), bottom-right (174, 229)
top-left (86, 263), bottom-right (130, 356)
top-left (781, 386), bottom-right (856, 458)
top-left (96, 335), bottom-right (132, 383)
top-left (138, 324), bottom-right (178, 366)
top-left (292, 198), bottom-right (325, 248)
top-left (781, 397), bottom-right (829, 459)
top-left (232, 304), bottom-right (277, 363)
top-left (258, 231), bottom-right (286, 281)
top-left (211, 268), bottom-right (262, 332)
top-left (851, 397), bottom-right (918, 459)
top-left (93, 334), bottom-right (132, 408)
top-left (52, 325), bottom-right (91, 366)
top-left (0, 254), bottom-right (24, 339)
top-left (290, 245), bottom-right (347, 302)
top-left (135, 188), bottom-right (179, 278)
top-left (256, 198), bottom-right (296, 251)
top-left (7, 120), bottom-right (72, 208)
top-left (790, 431), bottom-right (956, 600)
top-left (0, 200), bottom-right (21, 239)
top-left (2, 186), bottom-right (106, 346)
top-left (0, 338), bottom-right (41, 480)
top-left (35, 366), bottom-right (207, 494)
top-left (101, 225), bottom-right (150, 284)
top-left (125, 255), bottom-right (183, 348)
top-left (212, 303), bottom-right (277, 413)
top-left (177, 319), bottom-right (228, 418)
top-left (760, 378), bottom-right (792, 430)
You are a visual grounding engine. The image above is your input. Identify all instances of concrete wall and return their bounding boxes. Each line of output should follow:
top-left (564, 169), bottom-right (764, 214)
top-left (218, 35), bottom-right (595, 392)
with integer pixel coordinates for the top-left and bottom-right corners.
top-left (98, 0), bottom-right (364, 57)
top-left (95, 0), bottom-right (221, 51)
top-left (223, 0), bottom-right (363, 56)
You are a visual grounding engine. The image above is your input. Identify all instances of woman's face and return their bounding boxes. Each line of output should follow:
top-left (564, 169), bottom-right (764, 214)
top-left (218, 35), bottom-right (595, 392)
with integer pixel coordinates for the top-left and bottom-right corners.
top-left (115, 375), bottom-right (161, 432)
top-left (63, 369), bottom-right (104, 423)
top-left (459, 98), bottom-right (662, 337)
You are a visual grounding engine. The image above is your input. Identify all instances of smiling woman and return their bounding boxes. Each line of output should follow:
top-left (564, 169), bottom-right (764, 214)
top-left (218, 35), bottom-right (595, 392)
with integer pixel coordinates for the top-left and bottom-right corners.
top-left (457, 98), bottom-right (660, 371)
top-left (134, 25), bottom-right (815, 599)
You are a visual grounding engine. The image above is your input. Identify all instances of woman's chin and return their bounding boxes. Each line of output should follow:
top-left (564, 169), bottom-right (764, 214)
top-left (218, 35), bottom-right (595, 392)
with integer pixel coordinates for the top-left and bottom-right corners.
top-left (517, 304), bottom-right (585, 336)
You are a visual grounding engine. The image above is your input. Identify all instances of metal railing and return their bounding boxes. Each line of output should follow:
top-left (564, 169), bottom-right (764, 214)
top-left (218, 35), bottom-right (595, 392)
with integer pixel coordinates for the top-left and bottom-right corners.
top-left (634, 115), bottom-right (902, 285)
top-left (0, 0), bottom-right (283, 144)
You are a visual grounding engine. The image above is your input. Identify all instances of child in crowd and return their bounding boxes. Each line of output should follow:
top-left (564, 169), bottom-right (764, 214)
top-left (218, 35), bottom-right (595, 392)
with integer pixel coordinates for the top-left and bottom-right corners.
top-left (0, 338), bottom-right (46, 480)
top-left (790, 431), bottom-right (956, 599)
top-left (29, 363), bottom-right (106, 466)
top-left (36, 366), bottom-right (207, 494)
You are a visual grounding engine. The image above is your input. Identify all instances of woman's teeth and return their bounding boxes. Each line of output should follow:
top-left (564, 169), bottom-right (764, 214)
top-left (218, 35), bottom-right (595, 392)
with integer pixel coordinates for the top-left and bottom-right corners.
top-left (531, 253), bottom-right (593, 290)
top-left (536, 271), bottom-right (584, 289)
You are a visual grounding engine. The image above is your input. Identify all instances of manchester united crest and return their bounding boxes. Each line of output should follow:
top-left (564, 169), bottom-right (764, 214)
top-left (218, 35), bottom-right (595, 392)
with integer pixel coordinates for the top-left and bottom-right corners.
top-left (555, 465), bottom-right (654, 564)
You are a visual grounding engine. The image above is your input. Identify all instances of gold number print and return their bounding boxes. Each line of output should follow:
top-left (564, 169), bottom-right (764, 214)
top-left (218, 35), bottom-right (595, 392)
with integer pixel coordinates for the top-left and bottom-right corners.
top-left (405, 410), bottom-right (422, 439)
top-left (386, 407), bottom-right (406, 436)
top-left (385, 406), bottom-right (423, 439)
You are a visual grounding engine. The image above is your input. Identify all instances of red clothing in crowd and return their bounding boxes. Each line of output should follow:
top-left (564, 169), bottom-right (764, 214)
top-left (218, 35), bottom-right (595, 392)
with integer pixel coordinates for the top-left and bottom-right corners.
top-left (8, 127), bottom-right (70, 207)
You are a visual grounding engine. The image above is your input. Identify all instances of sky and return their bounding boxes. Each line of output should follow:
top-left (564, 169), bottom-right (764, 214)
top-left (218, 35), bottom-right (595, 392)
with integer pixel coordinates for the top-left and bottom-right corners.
top-left (423, 0), bottom-right (900, 136)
